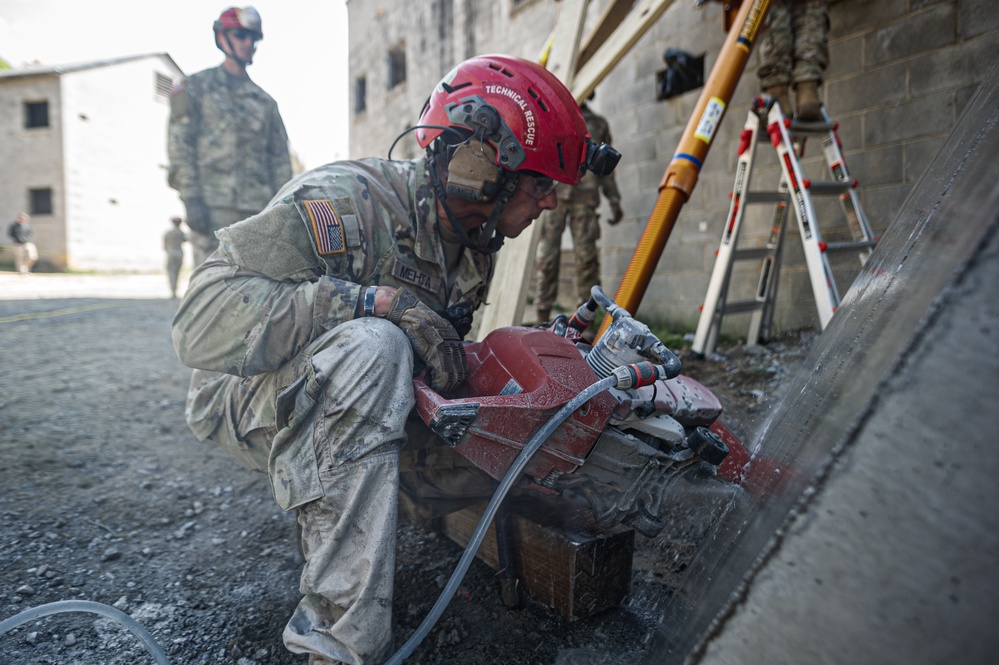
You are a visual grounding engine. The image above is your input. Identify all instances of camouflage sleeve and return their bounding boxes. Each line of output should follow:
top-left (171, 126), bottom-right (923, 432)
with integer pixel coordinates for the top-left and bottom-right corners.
top-left (166, 80), bottom-right (203, 201)
top-left (172, 254), bottom-right (363, 377)
top-left (268, 105), bottom-right (294, 193)
top-left (599, 171), bottom-right (621, 204)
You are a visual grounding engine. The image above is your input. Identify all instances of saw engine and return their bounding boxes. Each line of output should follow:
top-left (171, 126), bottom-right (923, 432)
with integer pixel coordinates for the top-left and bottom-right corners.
top-left (413, 288), bottom-right (750, 537)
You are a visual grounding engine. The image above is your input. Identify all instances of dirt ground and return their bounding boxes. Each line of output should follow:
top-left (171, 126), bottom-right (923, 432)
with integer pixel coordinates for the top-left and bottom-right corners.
top-left (0, 271), bottom-right (815, 665)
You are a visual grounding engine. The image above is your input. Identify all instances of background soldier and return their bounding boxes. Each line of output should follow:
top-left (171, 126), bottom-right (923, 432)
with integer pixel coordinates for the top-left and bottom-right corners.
top-left (757, 0), bottom-right (831, 120)
top-left (167, 6), bottom-right (293, 266)
top-left (7, 212), bottom-right (38, 275)
top-left (534, 100), bottom-right (623, 323)
top-left (171, 55), bottom-right (615, 665)
top-left (163, 216), bottom-right (188, 299)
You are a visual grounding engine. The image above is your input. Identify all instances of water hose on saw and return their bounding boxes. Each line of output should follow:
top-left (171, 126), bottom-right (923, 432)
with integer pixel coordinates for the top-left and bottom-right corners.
top-left (387, 359), bottom-right (667, 664)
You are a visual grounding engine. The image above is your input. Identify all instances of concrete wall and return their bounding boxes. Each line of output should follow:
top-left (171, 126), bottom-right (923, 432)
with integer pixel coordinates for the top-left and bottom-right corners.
top-left (347, 0), bottom-right (999, 336)
top-left (60, 58), bottom-right (184, 272)
top-left (644, 61), bottom-right (999, 665)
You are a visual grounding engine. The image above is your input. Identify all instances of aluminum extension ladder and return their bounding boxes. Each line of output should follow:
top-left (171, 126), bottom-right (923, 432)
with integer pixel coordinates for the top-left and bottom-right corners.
top-left (691, 97), bottom-right (877, 357)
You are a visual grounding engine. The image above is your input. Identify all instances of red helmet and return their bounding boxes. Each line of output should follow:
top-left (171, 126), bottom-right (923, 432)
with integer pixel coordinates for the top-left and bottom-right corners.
top-left (214, 6), bottom-right (263, 39)
top-left (416, 54), bottom-right (590, 185)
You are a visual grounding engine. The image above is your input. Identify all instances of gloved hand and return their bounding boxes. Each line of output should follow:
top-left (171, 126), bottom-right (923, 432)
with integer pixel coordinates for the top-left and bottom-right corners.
top-left (386, 287), bottom-right (468, 394)
top-left (184, 197), bottom-right (212, 236)
top-left (609, 201), bottom-right (624, 225)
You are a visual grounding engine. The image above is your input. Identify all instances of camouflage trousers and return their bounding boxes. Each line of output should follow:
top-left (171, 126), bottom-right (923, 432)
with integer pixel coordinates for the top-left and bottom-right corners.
top-left (757, 0), bottom-right (830, 89)
top-left (534, 202), bottom-right (602, 314)
top-left (190, 207), bottom-right (256, 266)
top-left (166, 251), bottom-right (183, 298)
top-left (194, 318), bottom-right (494, 664)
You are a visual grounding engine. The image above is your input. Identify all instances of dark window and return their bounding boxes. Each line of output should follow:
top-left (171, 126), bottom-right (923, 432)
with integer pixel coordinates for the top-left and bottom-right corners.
top-left (25, 101), bottom-right (49, 128)
top-left (354, 76), bottom-right (367, 114)
top-left (155, 72), bottom-right (174, 99)
top-left (387, 46), bottom-right (406, 89)
top-left (29, 188), bottom-right (53, 215)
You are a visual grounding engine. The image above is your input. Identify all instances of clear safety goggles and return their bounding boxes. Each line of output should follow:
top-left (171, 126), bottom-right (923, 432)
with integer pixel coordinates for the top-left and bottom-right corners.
top-left (518, 172), bottom-right (557, 200)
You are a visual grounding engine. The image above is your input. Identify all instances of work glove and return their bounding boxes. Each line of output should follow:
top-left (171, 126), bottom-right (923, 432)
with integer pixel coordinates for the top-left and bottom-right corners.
top-left (609, 201), bottom-right (624, 225)
top-left (183, 197), bottom-right (213, 236)
top-left (386, 287), bottom-right (468, 394)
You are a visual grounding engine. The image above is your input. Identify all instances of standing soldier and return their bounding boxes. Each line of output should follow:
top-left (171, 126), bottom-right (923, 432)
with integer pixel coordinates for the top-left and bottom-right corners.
top-left (164, 216), bottom-right (188, 299)
top-left (534, 99), bottom-right (623, 323)
top-left (167, 6), bottom-right (293, 266)
top-left (757, 0), bottom-right (831, 120)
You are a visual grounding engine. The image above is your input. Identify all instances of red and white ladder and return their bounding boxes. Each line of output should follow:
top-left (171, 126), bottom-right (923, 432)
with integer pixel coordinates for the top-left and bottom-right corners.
top-left (691, 96), bottom-right (877, 357)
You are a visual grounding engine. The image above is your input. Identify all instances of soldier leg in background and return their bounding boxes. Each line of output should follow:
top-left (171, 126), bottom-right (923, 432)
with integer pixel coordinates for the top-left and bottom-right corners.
top-left (14, 245), bottom-right (28, 275)
top-left (14, 243), bottom-right (38, 275)
top-left (534, 207), bottom-right (570, 323)
top-left (757, 0), bottom-right (793, 113)
top-left (166, 253), bottom-right (183, 298)
top-left (790, 0), bottom-right (830, 120)
top-left (567, 202), bottom-right (601, 306)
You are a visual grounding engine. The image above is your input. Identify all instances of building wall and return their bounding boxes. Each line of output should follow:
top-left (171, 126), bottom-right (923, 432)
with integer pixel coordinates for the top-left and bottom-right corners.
top-left (60, 57), bottom-right (184, 272)
top-left (0, 74), bottom-right (66, 268)
top-left (352, 0), bottom-right (999, 335)
top-left (0, 55), bottom-right (185, 273)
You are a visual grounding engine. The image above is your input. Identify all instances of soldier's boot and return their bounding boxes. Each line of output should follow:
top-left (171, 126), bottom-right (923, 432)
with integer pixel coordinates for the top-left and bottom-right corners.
top-left (536, 308), bottom-right (551, 325)
top-left (763, 85), bottom-right (791, 116)
top-left (794, 80), bottom-right (822, 121)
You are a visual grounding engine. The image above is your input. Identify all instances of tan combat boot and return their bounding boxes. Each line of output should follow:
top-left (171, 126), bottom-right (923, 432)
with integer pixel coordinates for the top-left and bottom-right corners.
top-left (536, 308), bottom-right (551, 325)
top-left (763, 85), bottom-right (791, 116)
top-left (795, 80), bottom-right (822, 121)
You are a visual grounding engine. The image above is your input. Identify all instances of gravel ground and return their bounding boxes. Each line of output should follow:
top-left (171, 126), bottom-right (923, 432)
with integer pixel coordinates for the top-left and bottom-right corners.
top-left (0, 271), bottom-right (814, 665)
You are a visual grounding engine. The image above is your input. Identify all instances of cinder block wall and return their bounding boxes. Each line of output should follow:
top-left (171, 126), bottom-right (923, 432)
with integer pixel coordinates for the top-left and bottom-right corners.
top-left (348, 0), bottom-right (999, 335)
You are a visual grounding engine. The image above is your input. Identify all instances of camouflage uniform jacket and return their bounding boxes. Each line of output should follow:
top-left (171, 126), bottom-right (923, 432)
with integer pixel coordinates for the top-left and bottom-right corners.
top-left (554, 106), bottom-right (621, 208)
top-left (172, 157), bottom-right (495, 440)
top-left (167, 65), bottom-right (293, 212)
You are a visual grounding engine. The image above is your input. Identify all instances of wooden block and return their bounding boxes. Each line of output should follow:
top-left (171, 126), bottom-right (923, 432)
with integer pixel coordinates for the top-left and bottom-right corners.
top-left (439, 494), bottom-right (634, 621)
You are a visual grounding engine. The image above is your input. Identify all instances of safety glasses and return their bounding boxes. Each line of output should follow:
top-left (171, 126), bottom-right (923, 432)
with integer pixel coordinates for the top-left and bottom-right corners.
top-left (229, 29), bottom-right (260, 42)
top-left (518, 172), bottom-right (556, 200)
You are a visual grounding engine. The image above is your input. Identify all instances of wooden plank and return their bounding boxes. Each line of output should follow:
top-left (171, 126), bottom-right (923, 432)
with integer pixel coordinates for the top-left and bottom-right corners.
top-left (440, 494), bottom-right (635, 621)
top-left (576, 0), bottom-right (634, 71)
top-left (572, 0), bottom-right (675, 101)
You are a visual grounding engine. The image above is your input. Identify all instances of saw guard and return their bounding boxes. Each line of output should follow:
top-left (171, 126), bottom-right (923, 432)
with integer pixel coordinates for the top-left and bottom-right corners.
top-left (414, 327), bottom-right (617, 486)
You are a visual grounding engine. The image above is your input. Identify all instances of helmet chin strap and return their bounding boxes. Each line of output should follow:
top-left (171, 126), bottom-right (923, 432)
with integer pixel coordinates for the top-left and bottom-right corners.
top-left (220, 32), bottom-right (254, 67)
top-left (429, 153), bottom-right (519, 254)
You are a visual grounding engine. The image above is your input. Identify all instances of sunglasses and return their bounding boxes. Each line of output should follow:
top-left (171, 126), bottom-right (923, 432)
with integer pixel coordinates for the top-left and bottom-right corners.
top-left (519, 172), bottom-right (557, 200)
top-left (229, 28), bottom-right (260, 42)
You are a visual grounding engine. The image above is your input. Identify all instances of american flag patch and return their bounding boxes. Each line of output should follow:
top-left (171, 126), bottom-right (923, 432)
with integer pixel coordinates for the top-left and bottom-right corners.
top-left (303, 199), bottom-right (345, 255)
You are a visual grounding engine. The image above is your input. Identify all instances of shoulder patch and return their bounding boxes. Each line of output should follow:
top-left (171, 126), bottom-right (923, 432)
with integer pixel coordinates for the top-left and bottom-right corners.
top-left (299, 199), bottom-right (346, 255)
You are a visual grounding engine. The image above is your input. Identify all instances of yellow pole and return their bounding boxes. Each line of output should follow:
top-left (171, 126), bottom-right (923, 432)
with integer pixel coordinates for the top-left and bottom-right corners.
top-left (600, 0), bottom-right (771, 336)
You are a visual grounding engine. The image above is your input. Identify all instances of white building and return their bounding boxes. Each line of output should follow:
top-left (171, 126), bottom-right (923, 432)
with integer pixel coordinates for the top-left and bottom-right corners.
top-left (1, 53), bottom-right (186, 272)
